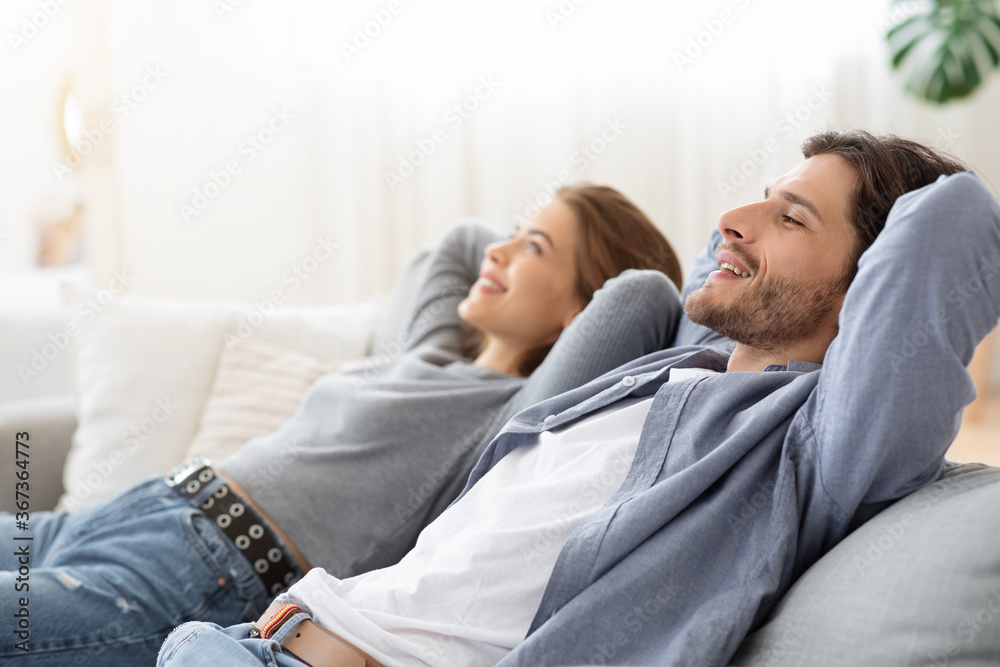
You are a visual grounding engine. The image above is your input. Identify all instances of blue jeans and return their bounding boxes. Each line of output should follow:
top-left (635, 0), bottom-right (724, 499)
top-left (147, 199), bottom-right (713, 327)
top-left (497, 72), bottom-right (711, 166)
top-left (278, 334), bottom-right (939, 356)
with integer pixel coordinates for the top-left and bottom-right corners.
top-left (158, 621), bottom-right (309, 667)
top-left (0, 477), bottom-right (270, 666)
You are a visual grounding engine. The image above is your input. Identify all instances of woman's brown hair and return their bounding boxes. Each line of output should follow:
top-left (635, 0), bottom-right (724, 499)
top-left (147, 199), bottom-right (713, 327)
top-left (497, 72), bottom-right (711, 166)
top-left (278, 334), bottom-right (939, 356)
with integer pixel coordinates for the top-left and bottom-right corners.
top-left (556, 184), bottom-right (683, 299)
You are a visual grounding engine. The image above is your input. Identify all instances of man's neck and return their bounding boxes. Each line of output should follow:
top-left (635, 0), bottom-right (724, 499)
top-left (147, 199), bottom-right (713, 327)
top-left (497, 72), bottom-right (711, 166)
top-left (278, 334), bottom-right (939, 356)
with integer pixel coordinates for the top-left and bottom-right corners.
top-left (726, 337), bottom-right (832, 373)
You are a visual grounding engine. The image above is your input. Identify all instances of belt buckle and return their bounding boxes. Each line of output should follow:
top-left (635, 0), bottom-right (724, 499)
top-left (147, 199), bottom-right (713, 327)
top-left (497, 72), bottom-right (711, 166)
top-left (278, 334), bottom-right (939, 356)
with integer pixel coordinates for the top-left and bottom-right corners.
top-left (165, 457), bottom-right (212, 487)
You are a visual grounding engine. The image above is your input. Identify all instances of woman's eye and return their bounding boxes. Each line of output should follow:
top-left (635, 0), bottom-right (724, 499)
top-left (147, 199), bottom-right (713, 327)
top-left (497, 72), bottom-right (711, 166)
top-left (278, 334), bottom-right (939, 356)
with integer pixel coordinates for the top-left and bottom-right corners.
top-left (527, 241), bottom-right (543, 254)
top-left (782, 215), bottom-right (803, 227)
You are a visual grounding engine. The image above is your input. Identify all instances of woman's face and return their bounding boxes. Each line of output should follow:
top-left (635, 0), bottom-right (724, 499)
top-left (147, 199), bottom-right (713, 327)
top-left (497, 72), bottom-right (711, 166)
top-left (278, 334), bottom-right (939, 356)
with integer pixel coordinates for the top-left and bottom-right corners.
top-left (458, 199), bottom-right (586, 351)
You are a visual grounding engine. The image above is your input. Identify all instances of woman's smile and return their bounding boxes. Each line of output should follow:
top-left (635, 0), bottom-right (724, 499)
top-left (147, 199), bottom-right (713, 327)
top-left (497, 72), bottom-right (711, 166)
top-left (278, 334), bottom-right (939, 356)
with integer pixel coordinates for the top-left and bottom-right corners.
top-left (473, 271), bottom-right (508, 294)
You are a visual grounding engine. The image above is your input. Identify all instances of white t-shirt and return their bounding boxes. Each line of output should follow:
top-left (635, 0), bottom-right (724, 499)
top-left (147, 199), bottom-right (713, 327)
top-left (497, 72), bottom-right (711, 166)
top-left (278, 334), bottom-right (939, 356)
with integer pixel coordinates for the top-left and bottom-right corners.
top-left (284, 368), bottom-right (716, 666)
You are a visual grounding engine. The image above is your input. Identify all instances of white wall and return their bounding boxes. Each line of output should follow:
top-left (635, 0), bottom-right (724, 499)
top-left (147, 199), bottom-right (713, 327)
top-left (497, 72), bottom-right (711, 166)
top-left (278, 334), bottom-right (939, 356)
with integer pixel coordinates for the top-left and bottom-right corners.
top-left (2, 0), bottom-right (999, 387)
top-left (0, 0), bottom-right (81, 271)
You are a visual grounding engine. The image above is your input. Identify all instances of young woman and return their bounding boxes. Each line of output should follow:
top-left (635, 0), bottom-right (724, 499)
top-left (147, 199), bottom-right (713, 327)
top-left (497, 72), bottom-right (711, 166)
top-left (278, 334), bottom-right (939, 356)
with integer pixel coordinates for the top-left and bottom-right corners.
top-left (0, 185), bottom-right (684, 666)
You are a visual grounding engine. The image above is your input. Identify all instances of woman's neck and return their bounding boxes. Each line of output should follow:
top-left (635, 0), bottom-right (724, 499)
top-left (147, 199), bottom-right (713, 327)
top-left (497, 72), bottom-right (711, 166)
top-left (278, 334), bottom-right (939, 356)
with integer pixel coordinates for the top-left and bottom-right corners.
top-left (473, 337), bottom-right (526, 377)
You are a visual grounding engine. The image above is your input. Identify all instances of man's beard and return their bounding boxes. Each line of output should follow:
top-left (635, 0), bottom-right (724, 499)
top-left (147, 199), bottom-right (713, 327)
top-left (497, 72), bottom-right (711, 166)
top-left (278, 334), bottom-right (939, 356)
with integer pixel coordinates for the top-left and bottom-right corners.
top-left (684, 272), bottom-right (846, 353)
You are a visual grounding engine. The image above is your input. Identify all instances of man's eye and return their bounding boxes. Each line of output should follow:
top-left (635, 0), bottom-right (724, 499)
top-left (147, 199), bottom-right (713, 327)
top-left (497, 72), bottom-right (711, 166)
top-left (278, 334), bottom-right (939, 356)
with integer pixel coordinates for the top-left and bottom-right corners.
top-left (782, 215), bottom-right (803, 226)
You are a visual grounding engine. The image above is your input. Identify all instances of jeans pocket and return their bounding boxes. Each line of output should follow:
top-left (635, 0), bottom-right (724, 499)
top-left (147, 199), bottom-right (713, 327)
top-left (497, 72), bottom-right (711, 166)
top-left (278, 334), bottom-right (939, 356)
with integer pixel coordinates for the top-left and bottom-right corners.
top-left (184, 511), bottom-right (268, 623)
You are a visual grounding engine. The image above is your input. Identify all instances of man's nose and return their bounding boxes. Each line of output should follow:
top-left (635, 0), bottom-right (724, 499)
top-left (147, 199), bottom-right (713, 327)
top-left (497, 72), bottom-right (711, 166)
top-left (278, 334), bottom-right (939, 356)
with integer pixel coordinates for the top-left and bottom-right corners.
top-left (717, 204), bottom-right (758, 243)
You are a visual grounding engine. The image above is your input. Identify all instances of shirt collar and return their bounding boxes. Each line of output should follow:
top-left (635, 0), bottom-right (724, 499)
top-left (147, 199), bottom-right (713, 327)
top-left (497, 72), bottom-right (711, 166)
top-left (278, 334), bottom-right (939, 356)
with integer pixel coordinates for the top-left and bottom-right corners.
top-left (763, 360), bottom-right (823, 373)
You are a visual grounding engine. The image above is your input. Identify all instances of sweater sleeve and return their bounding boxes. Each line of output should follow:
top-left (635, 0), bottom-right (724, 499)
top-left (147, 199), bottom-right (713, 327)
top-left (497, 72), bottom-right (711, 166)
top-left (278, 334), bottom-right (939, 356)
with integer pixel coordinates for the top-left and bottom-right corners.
top-left (810, 172), bottom-right (1000, 510)
top-left (400, 219), bottom-right (504, 354)
top-left (509, 269), bottom-right (682, 413)
top-left (673, 228), bottom-right (736, 349)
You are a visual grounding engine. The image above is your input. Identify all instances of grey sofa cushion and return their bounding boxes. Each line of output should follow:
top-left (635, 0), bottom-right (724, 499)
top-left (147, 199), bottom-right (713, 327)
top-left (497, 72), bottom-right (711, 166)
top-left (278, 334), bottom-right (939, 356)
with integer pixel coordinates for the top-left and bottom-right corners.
top-left (0, 394), bottom-right (77, 513)
top-left (732, 462), bottom-right (1000, 667)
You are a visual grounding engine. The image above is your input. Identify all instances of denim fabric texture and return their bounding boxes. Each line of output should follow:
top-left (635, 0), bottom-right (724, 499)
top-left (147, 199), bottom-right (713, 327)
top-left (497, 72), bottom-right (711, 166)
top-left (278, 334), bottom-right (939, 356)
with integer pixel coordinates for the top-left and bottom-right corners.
top-left (158, 622), bottom-right (308, 667)
top-left (0, 478), bottom-right (269, 666)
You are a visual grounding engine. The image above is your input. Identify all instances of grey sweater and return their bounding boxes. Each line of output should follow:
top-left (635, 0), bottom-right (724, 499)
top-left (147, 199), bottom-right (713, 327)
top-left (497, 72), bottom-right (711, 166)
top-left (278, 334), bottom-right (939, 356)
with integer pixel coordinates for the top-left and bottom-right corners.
top-left (219, 220), bottom-right (682, 576)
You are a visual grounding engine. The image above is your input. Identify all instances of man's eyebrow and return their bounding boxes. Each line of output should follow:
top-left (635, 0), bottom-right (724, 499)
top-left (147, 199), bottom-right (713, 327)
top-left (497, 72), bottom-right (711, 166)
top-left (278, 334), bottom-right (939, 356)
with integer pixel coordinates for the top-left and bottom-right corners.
top-left (764, 185), bottom-right (824, 223)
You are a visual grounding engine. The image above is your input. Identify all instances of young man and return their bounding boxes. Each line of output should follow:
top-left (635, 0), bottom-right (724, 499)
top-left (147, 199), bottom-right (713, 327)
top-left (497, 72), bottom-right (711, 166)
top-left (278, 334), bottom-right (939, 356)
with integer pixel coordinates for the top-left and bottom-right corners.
top-left (158, 130), bottom-right (1000, 667)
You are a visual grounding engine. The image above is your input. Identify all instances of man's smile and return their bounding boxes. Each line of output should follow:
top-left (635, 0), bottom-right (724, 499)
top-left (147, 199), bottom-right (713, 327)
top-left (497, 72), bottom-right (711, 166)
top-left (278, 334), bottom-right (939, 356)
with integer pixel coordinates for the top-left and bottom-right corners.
top-left (712, 248), bottom-right (755, 281)
top-left (719, 262), bottom-right (751, 277)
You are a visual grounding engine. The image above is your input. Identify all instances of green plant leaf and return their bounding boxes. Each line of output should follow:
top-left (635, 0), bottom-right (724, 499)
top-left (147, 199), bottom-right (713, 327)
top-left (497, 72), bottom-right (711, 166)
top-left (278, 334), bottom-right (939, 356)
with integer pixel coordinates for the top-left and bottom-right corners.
top-left (890, 18), bottom-right (938, 68)
top-left (886, 0), bottom-right (1000, 103)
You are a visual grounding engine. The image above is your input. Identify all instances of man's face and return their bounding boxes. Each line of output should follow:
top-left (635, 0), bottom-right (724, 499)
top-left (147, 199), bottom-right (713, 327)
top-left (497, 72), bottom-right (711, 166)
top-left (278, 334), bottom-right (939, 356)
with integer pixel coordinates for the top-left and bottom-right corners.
top-left (685, 153), bottom-right (858, 353)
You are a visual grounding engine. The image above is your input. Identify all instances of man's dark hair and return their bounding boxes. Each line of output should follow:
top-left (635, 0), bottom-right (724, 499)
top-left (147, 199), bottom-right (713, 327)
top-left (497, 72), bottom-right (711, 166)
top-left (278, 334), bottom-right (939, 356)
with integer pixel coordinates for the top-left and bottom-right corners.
top-left (801, 130), bottom-right (969, 281)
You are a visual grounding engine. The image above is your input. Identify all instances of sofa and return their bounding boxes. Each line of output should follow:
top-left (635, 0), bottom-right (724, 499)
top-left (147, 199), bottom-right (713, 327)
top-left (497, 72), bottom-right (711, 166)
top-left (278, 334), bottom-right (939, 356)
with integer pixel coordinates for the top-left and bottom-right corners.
top-left (1, 252), bottom-right (998, 666)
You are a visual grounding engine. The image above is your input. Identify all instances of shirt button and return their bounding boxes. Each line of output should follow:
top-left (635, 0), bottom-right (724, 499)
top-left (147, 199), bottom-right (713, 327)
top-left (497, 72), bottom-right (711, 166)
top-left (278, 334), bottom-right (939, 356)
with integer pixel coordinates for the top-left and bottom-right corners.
top-left (622, 376), bottom-right (636, 387)
top-left (543, 415), bottom-right (556, 422)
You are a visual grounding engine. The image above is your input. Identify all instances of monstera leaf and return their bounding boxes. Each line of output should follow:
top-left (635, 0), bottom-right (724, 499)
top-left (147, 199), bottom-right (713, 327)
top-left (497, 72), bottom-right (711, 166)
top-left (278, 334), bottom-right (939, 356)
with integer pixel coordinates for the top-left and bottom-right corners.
top-left (888, 0), bottom-right (1000, 103)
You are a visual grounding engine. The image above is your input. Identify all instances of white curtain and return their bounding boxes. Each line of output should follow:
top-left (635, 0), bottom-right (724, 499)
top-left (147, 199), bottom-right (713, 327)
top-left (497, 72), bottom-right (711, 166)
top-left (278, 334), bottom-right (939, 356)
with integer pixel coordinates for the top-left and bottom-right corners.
top-left (5, 0), bottom-right (1000, 310)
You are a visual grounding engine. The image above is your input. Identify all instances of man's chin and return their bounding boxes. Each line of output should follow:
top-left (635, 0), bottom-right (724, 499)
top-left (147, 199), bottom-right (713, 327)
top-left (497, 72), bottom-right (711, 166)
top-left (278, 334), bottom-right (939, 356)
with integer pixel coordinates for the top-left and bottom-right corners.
top-left (684, 289), bottom-right (753, 346)
top-left (683, 288), bottom-right (715, 328)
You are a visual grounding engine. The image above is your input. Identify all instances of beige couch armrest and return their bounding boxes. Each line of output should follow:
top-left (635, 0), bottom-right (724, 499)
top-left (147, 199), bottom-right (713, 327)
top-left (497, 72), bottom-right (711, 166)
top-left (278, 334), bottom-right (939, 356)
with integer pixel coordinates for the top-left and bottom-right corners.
top-left (0, 395), bottom-right (77, 513)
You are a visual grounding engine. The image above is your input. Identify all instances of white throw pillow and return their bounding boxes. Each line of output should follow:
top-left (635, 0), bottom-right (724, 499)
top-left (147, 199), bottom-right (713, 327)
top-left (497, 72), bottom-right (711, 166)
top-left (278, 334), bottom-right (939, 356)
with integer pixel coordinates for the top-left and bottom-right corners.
top-left (57, 284), bottom-right (381, 510)
top-left (183, 337), bottom-right (352, 463)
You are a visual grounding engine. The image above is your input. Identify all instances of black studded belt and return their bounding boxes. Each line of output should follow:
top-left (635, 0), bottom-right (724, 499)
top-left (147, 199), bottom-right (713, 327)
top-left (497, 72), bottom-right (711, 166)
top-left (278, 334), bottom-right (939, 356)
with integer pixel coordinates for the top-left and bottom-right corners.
top-left (166, 458), bottom-right (300, 597)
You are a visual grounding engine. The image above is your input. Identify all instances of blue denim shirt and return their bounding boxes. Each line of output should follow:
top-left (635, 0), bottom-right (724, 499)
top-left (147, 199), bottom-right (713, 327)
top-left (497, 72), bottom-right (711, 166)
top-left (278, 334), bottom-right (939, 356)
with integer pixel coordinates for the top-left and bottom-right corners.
top-left (456, 172), bottom-right (1000, 666)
